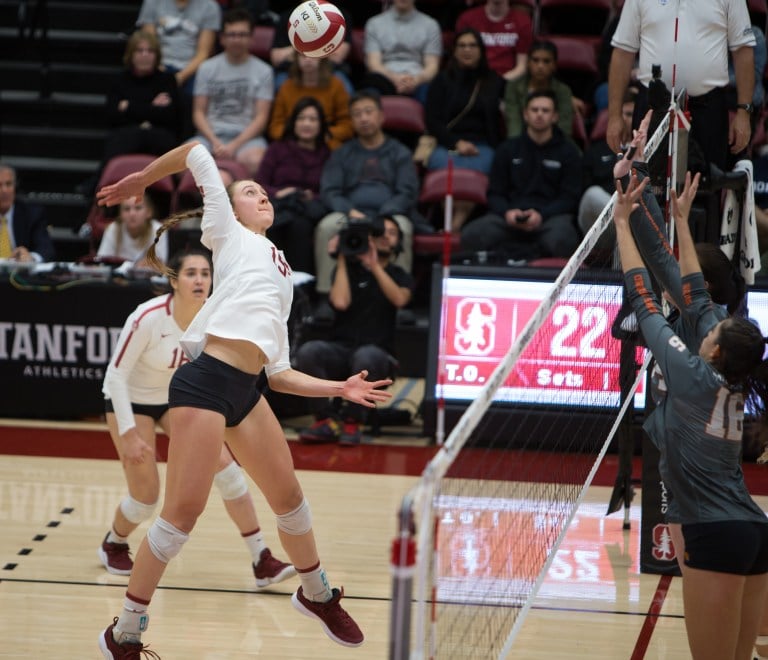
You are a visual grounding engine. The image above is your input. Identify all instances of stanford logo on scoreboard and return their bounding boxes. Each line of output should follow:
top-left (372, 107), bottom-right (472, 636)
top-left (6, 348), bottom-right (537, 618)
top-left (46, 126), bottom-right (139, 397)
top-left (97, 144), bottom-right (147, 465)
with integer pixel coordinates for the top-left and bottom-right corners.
top-left (454, 298), bottom-right (496, 356)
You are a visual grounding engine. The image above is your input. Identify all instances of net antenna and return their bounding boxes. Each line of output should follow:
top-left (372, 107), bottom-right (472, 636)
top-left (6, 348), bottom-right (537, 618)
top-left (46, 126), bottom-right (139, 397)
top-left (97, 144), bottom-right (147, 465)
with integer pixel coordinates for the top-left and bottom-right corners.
top-left (389, 92), bottom-right (686, 659)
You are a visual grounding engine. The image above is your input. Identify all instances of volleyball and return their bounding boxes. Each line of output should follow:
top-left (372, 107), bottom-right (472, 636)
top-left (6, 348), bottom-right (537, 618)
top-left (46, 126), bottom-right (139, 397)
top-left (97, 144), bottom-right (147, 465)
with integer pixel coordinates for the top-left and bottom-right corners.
top-left (287, 1), bottom-right (346, 59)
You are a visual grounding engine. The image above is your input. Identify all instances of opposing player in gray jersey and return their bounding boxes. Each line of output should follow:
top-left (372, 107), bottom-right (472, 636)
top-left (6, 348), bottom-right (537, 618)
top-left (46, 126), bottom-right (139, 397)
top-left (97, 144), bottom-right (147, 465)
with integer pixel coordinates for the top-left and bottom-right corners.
top-left (615, 169), bottom-right (768, 660)
top-left (96, 142), bottom-right (392, 658)
top-left (614, 112), bottom-right (748, 570)
top-left (100, 248), bottom-right (294, 589)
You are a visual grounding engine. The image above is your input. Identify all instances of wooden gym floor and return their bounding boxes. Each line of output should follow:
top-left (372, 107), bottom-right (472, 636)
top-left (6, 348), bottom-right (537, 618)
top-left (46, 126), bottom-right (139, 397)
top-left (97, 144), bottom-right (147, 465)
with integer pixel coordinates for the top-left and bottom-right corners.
top-left (2, 402), bottom-right (768, 658)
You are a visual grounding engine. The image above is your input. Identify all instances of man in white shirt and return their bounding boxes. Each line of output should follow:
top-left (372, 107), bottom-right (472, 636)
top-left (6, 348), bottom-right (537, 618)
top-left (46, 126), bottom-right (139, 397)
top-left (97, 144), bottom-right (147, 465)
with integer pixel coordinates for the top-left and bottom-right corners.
top-left (606, 0), bottom-right (755, 171)
top-left (190, 7), bottom-right (273, 175)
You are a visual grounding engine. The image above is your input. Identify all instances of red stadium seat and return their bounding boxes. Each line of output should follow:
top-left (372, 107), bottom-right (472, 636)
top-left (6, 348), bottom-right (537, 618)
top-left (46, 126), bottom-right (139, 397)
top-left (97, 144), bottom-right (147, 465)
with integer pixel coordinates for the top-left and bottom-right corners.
top-left (538, 0), bottom-right (613, 39)
top-left (749, 0), bottom-right (767, 32)
top-left (547, 35), bottom-right (600, 103)
top-left (418, 167), bottom-right (489, 231)
top-left (86, 154), bottom-right (175, 242)
top-left (249, 25), bottom-right (274, 62)
top-left (380, 95), bottom-right (426, 146)
top-left (590, 108), bottom-right (609, 142)
top-left (173, 158), bottom-right (250, 212)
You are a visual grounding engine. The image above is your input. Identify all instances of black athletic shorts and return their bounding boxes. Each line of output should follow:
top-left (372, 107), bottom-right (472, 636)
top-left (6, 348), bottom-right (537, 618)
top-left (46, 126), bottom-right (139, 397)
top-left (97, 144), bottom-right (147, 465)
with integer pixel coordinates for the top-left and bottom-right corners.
top-left (683, 520), bottom-right (768, 575)
top-left (168, 352), bottom-right (262, 427)
top-left (105, 399), bottom-right (168, 421)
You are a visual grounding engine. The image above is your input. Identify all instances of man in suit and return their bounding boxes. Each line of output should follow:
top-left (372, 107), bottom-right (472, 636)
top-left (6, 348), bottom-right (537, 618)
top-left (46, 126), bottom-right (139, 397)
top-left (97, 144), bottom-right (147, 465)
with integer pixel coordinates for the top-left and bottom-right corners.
top-left (0, 163), bottom-right (55, 262)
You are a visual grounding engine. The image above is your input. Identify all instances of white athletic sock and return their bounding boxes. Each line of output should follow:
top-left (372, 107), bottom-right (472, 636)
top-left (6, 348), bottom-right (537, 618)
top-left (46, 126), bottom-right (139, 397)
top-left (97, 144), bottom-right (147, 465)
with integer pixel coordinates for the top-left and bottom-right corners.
top-left (242, 527), bottom-right (267, 563)
top-left (107, 529), bottom-right (129, 545)
top-left (114, 595), bottom-right (149, 643)
top-left (299, 563), bottom-right (333, 602)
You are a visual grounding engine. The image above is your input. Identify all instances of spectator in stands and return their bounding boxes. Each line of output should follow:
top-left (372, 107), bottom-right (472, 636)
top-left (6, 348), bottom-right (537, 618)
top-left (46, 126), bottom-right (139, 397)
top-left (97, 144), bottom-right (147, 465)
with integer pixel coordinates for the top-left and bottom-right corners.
top-left (267, 52), bottom-right (353, 150)
top-left (607, 0), bottom-right (755, 170)
top-left (455, 0), bottom-right (533, 81)
top-left (461, 90), bottom-right (582, 262)
top-left (101, 30), bottom-right (181, 176)
top-left (504, 40), bottom-right (580, 139)
top-left (269, 7), bottom-right (354, 93)
top-left (295, 216), bottom-right (412, 445)
top-left (96, 194), bottom-right (168, 267)
top-left (315, 89), bottom-right (419, 295)
top-left (423, 27), bottom-right (505, 230)
top-left (137, 0), bottom-right (221, 138)
top-left (362, 0), bottom-right (442, 104)
top-left (190, 8), bottom-right (273, 176)
top-left (577, 89), bottom-right (636, 256)
top-left (99, 247), bottom-right (294, 589)
top-left (0, 163), bottom-right (54, 263)
top-left (136, 0), bottom-right (221, 98)
top-left (257, 97), bottom-right (332, 274)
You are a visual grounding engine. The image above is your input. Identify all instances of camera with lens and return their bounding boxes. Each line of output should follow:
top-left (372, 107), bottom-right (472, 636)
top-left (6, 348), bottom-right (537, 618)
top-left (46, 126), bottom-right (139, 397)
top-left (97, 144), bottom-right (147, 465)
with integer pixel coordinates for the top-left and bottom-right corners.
top-left (337, 215), bottom-right (385, 256)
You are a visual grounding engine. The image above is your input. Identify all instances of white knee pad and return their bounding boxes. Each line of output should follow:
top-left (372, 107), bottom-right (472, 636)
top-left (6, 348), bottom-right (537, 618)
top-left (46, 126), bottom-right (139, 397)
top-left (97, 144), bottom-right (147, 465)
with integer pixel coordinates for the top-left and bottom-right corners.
top-left (146, 517), bottom-right (189, 564)
top-left (120, 495), bottom-right (157, 525)
top-left (276, 498), bottom-right (312, 536)
top-left (213, 461), bottom-right (249, 501)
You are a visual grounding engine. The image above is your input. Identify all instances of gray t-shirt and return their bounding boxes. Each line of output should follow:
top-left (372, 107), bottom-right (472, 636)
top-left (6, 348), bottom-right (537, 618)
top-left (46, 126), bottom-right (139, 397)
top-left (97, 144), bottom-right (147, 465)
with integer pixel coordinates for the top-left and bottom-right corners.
top-left (137, 0), bottom-right (221, 71)
top-left (364, 7), bottom-right (442, 76)
top-left (194, 53), bottom-right (274, 139)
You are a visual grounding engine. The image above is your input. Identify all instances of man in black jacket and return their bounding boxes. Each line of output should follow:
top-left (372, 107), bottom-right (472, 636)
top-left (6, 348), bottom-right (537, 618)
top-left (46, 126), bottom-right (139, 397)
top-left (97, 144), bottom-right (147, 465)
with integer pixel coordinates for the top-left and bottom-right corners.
top-left (0, 164), bottom-right (55, 262)
top-left (460, 89), bottom-right (582, 262)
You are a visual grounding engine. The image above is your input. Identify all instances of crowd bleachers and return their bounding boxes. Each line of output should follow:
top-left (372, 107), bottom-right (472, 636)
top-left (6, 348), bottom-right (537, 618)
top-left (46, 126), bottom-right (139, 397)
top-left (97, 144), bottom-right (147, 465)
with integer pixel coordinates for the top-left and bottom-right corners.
top-left (3, 0), bottom-right (768, 270)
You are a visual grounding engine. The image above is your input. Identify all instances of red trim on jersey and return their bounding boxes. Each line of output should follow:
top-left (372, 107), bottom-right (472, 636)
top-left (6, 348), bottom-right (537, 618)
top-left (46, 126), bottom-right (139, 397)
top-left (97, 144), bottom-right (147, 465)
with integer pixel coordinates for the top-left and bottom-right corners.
top-left (113, 295), bottom-right (173, 368)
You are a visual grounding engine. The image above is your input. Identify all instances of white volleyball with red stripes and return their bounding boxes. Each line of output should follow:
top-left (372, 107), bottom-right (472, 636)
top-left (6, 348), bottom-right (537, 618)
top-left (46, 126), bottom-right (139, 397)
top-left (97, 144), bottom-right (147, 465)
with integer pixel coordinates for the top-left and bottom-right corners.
top-left (287, 1), bottom-right (346, 58)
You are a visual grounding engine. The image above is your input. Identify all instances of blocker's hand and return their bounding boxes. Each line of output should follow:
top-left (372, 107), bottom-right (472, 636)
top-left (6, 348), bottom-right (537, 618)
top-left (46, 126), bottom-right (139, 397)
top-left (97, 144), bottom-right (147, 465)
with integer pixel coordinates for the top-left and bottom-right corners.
top-left (342, 370), bottom-right (393, 408)
top-left (613, 110), bottom-right (652, 180)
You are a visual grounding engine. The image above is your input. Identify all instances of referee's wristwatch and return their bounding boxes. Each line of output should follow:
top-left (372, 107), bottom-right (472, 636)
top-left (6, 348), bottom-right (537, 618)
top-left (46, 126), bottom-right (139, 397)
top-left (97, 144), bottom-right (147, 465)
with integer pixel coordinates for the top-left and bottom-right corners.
top-left (736, 102), bottom-right (754, 113)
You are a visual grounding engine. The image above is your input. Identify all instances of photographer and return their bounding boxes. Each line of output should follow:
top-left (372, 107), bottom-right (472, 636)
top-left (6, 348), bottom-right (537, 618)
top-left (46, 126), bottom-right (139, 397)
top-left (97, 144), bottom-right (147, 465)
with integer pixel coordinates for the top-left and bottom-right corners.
top-left (314, 89), bottom-right (418, 294)
top-left (295, 215), bottom-right (413, 445)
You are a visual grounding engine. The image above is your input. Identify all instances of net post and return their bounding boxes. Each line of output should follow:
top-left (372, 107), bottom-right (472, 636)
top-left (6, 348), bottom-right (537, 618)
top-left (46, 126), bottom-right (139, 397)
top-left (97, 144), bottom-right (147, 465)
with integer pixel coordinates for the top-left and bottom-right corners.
top-left (390, 496), bottom-right (417, 660)
top-left (435, 156), bottom-right (455, 446)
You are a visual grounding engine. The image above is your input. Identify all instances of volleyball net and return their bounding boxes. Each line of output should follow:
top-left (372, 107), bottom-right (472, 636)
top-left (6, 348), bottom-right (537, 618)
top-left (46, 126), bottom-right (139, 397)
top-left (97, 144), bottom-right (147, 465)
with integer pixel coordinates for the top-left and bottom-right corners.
top-left (389, 100), bottom-right (681, 659)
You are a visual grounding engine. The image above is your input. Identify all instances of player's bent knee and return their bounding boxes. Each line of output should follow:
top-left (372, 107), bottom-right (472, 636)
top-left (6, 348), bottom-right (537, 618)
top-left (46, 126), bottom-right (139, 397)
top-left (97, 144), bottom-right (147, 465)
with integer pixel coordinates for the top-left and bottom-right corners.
top-left (213, 461), bottom-right (249, 501)
top-left (276, 498), bottom-right (312, 535)
top-left (120, 495), bottom-right (157, 524)
top-left (146, 516), bottom-right (189, 563)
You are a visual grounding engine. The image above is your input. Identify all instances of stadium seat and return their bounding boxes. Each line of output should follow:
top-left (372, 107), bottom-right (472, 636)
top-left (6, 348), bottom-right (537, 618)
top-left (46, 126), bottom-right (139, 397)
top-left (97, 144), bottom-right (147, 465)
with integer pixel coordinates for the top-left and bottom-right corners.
top-left (547, 35), bottom-right (600, 103)
top-left (380, 95), bottom-right (425, 148)
top-left (538, 0), bottom-right (613, 39)
top-left (249, 25), bottom-right (274, 62)
top-left (749, 0), bottom-right (767, 32)
top-left (86, 154), bottom-right (175, 242)
top-left (590, 108), bottom-right (609, 142)
top-left (173, 158), bottom-right (250, 212)
top-left (418, 167), bottom-right (488, 231)
top-left (527, 257), bottom-right (569, 269)
top-left (572, 111), bottom-right (589, 150)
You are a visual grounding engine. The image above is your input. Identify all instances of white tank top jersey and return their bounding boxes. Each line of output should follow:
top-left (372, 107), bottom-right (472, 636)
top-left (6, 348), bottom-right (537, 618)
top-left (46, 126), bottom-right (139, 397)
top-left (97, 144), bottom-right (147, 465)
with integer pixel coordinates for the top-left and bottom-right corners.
top-left (102, 294), bottom-right (189, 434)
top-left (179, 144), bottom-right (293, 377)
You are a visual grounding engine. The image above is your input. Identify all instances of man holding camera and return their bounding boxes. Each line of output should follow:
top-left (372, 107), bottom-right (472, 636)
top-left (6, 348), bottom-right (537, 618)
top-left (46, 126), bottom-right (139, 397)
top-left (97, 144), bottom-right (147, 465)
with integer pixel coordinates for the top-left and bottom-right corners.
top-left (295, 216), bottom-right (413, 445)
top-left (314, 89), bottom-right (418, 294)
top-left (461, 89), bottom-right (582, 262)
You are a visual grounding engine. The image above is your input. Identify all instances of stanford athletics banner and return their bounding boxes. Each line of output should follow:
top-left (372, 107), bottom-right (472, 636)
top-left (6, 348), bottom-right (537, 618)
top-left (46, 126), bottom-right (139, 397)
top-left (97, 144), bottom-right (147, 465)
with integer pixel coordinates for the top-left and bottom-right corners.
top-left (0, 279), bottom-right (156, 418)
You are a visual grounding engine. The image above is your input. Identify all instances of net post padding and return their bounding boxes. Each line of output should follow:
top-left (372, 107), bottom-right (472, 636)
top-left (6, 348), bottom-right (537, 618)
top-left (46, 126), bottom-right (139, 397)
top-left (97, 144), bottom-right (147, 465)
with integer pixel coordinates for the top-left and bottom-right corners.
top-left (390, 105), bottom-right (677, 659)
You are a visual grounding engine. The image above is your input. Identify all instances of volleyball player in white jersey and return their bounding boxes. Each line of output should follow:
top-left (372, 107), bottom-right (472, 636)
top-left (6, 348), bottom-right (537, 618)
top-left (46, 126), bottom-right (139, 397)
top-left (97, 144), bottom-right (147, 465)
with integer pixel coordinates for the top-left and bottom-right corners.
top-left (100, 248), bottom-right (295, 589)
top-left (96, 142), bottom-right (391, 659)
